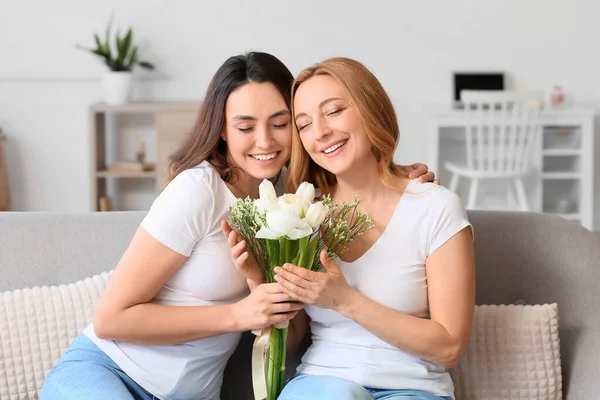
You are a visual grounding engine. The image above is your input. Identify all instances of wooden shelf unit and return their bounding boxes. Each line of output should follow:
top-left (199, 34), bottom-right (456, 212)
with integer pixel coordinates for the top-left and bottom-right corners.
top-left (90, 102), bottom-right (200, 211)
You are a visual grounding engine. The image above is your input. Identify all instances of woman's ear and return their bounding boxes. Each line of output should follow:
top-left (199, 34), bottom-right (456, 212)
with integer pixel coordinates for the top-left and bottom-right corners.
top-left (220, 130), bottom-right (227, 142)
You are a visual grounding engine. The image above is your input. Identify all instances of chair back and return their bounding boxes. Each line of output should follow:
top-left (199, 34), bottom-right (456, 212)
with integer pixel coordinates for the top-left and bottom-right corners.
top-left (460, 90), bottom-right (542, 175)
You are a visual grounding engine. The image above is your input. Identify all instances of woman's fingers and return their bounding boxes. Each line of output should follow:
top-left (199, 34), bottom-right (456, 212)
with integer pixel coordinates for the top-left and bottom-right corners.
top-left (227, 230), bottom-right (239, 248)
top-left (237, 251), bottom-right (248, 266)
top-left (417, 171), bottom-right (436, 183)
top-left (261, 282), bottom-right (289, 295)
top-left (221, 220), bottom-right (233, 237)
top-left (274, 269), bottom-right (310, 289)
top-left (270, 311), bottom-right (298, 325)
top-left (276, 277), bottom-right (311, 302)
top-left (271, 301), bottom-right (304, 314)
top-left (231, 239), bottom-right (246, 259)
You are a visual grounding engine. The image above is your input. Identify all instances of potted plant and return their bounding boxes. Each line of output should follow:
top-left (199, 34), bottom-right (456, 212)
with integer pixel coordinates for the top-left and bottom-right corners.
top-left (78, 20), bottom-right (155, 104)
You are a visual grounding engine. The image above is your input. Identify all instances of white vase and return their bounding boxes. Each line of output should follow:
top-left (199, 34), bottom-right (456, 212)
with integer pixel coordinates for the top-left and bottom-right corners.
top-left (102, 72), bottom-right (133, 105)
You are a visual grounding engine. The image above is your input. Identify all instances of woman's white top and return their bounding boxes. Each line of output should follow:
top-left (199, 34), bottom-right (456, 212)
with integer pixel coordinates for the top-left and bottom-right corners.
top-left (298, 181), bottom-right (472, 399)
top-left (85, 161), bottom-right (248, 400)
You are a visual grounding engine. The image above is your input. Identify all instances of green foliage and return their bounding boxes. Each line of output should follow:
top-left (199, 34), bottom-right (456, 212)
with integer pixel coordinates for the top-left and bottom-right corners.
top-left (78, 18), bottom-right (155, 72)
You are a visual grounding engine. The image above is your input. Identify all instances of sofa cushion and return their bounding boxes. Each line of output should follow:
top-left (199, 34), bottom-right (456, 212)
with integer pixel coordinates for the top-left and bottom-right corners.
top-left (0, 272), bottom-right (111, 400)
top-left (451, 304), bottom-right (562, 400)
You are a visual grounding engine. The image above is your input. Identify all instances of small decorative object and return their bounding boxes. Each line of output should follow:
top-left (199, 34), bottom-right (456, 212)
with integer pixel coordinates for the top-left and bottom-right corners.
top-left (78, 18), bottom-right (155, 105)
top-left (549, 85), bottom-right (565, 108)
top-left (228, 180), bottom-right (373, 400)
top-left (136, 141), bottom-right (146, 165)
top-left (99, 196), bottom-right (112, 212)
top-left (555, 197), bottom-right (571, 214)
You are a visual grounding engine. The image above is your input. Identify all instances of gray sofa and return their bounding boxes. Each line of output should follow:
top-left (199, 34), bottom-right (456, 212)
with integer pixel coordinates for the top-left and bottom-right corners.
top-left (1, 211), bottom-right (599, 399)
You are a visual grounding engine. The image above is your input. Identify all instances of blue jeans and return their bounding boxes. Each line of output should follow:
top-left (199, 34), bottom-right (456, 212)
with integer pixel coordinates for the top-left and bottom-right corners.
top-left (278, 374), bottom-right (453, 400)
top-left (40, 334), bottom-right (157, 400)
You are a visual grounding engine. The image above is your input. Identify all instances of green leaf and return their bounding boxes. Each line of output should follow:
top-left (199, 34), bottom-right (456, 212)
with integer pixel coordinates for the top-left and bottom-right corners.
top-left (138, 61), bottom-right (155, 70)
top-left (122, 28), bottom-right (133, 58)
top-left (92, 49), bottom-right (108, 59)
top-left (125, 45), bottom-right (138, 70)
top-left (120, 28), bottom-right (133, 71)
top-left (94, 34), bottom-right (103, 51)
top-left (104, 18), bottom-right (113, 69)
top-left (114, 30), bottom-right (123, 70)
top-left (105, 17), bottom-right (112, 47)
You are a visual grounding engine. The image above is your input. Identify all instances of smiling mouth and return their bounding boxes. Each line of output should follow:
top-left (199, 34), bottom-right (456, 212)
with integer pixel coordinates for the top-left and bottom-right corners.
top-left (323, 140), bottom-right (348, 154)
top-left (250, 152), bottom-right (279, 161)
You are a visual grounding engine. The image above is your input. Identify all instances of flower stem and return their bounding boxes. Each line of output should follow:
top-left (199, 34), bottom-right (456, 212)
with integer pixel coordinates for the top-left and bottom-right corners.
top-left (267, 327), bottom-right (288, 400)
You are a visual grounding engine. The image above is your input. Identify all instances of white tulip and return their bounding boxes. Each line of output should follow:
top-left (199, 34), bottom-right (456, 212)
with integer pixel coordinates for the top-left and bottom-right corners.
top-left (259, 179), bottom-right (277, 201)
top-left (305, 202), bottom-right (329, 228)
top-left (255, 198), bottom-right (279, 213)
top-left (286, 226), bottom-right (313, 240)
top-left (296, 218), bottom-right (311, 231)
top-left (267, 210), bottom-right (299, 233)
top-left (295, 182), bottom-right (316, 202)
top-left (255, 209), bottom-right (313, 240)
top-left (278, 194), bottom-right (310, 217)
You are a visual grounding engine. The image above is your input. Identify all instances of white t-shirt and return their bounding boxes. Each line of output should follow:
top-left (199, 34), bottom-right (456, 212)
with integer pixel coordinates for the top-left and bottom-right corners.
top-left (84, 161), bottom-right (249, 400)
top-left (298, 180), bottom-right (472, 399)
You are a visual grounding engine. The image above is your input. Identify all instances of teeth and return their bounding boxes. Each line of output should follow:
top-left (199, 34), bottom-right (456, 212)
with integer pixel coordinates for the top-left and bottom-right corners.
top-left (251, 152), bottom-right (277, 161)
top-left (324, 141), bottom-right (347, 154)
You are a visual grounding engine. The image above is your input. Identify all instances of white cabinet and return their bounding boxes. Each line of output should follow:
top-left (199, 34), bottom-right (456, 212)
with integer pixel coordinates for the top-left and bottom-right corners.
top-left (426, 107), bottom-right (595, 230)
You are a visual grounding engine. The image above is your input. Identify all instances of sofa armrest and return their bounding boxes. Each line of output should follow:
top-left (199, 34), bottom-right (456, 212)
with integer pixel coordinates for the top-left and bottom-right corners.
top-left (563, 314), bottom-right (600, 399)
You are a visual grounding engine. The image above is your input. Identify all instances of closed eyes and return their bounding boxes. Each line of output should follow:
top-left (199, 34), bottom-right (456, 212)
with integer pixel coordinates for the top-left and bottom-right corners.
top-left (237, 121), bottom-right (290, 133)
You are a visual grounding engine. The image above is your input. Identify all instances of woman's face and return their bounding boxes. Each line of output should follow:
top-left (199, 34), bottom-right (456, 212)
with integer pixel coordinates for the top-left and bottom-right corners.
top-left (293, 75), bottom-right (373, 177)
top-left (222, 82), bottom-right (292, 180)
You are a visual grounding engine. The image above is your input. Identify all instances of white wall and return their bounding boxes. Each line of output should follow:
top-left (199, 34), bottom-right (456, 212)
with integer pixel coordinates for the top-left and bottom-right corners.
top-left (1, 0), bottom-right (599, 227)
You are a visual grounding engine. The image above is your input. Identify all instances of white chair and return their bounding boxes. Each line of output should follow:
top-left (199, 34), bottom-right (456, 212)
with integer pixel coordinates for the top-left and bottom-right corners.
top-left (446, 91), bottom-right (542, 211)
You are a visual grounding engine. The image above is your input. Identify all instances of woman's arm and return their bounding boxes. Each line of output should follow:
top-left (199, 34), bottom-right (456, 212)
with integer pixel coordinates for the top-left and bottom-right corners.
top-left (274, 227), bottom-right (475, 368)
top-left (94, 227), bottom-right (302, 345)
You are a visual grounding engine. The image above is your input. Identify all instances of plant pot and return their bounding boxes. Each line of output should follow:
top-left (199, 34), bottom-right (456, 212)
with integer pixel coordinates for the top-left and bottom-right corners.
top-left (102, 72), bottom-right (133, 105)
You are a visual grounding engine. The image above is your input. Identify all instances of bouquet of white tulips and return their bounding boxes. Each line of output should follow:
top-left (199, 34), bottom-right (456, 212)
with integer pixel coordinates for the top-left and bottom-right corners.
top-left (229, 180), bottom-right (373, 400)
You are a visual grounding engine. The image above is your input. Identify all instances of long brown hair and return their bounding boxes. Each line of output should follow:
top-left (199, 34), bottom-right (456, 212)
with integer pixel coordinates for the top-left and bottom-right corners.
top-left (169, 52), bottom-right (294, 182)
top-left (287, 57), bottom-right (405, 194)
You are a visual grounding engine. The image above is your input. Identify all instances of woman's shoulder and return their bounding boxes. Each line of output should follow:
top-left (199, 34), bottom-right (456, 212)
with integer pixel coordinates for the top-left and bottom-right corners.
top-left (155, 162), bottom-right (220, 211)
top-left (404, 180), bottom-right (467, 218)
top-left (403, 181), bottom-right (471, 253)
top-left (169, 161), bottom-right (221, 192)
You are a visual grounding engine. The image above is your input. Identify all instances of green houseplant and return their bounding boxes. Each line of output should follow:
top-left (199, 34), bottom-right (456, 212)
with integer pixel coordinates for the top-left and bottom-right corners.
top-left (78, 19), bottom-right (155, 104)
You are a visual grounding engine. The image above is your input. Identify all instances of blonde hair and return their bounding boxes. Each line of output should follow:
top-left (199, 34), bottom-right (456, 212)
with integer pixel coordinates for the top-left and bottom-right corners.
top-left (287, 57), bottom-right (406, 194)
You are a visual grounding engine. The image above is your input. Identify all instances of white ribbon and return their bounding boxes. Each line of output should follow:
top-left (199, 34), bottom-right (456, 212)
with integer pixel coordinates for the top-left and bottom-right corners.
top-left (251, 327), bottom-right (271, 400)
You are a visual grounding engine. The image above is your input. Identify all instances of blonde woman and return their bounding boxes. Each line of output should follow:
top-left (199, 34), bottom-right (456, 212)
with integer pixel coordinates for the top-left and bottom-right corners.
top-left (273, 58), bottom-right (475, 400)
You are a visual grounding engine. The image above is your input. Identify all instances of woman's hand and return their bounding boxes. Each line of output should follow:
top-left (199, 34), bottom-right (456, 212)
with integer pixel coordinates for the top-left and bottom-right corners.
top-left (274, 250), bottom-right (356, 312)
top-left (222, 220), bottom-right (264, 289)
top-left (402, 163), bottom-right (440, 185)
top-left (232, 283), bottom-right (304, 332)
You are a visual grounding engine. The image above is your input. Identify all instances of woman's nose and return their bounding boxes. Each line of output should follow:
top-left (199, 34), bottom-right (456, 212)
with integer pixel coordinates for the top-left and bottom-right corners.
top-left (313, 116), bottom-right (332, 140)
top-left (255, 125), bottom-right (275, 148)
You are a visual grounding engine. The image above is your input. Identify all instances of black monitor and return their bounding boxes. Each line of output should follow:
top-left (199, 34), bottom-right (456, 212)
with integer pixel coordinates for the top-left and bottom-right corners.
top-left (453, 72), bottom-right (505, 103)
